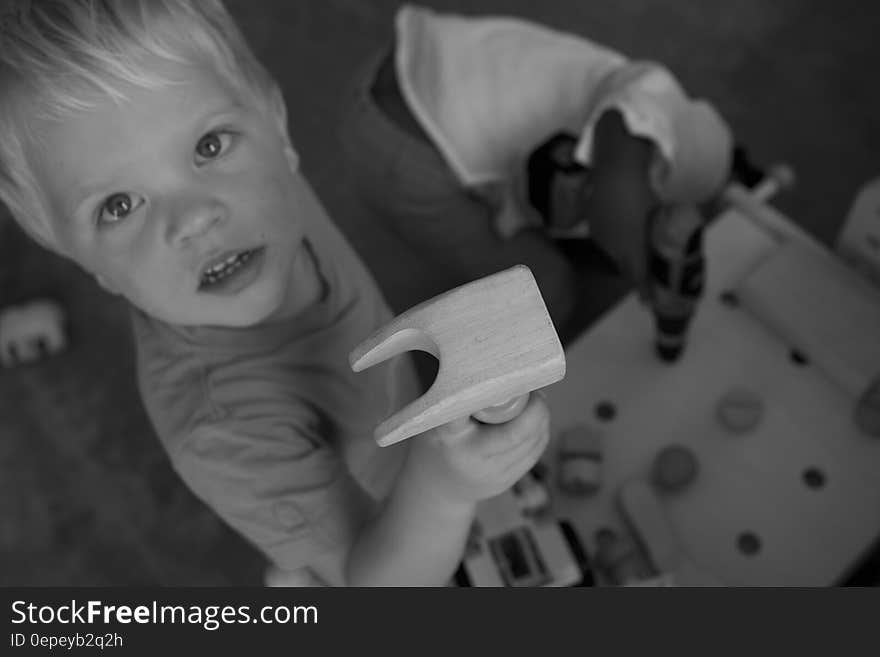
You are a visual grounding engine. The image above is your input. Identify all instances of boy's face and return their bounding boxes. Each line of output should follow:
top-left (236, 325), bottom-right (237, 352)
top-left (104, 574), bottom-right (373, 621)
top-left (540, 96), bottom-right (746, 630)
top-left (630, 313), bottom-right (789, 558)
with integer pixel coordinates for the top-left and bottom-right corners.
top-left (31, 56), bottom-right (321, 327)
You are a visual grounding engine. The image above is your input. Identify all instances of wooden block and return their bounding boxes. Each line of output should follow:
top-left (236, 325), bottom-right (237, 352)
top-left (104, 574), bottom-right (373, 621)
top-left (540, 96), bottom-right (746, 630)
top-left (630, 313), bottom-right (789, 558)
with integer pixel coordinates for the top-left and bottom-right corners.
top-left (736, 241), bottom-right (880, 399)
top-left (350, 266), bottom-right (566, 445)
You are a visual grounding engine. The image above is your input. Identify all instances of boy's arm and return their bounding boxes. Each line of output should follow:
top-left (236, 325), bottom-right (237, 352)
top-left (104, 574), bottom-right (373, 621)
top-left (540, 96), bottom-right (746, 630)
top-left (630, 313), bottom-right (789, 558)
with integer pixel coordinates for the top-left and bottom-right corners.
top-left (309, 443), bottom-right (475, 587)
top-left (580, 109), bottom-right (658, 298)
top-left (175, 395), bottom-right (549, 587)
top-left (314, 393), bottom-right (551, 587)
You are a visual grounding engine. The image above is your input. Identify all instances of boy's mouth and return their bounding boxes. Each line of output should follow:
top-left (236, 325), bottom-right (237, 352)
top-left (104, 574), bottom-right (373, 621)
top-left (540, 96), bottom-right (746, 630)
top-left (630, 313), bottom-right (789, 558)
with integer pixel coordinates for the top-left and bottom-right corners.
top-left (198, 247), bottom-right (266, 293)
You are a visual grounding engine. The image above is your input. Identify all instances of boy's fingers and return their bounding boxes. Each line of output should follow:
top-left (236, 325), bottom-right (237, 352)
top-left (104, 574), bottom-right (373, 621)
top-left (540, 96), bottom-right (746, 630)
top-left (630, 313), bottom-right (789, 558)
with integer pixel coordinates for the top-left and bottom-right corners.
top-left (474, 396), bottom-right (550, 457)
top-left (522, 423), bottom-right (551, 467)
top-left (494, 435), bottom-right (548, 485)
top-left (427, 391), bottom-right (550, 453)
top-left (495, 418), bottom-right (552, 480)
top-left (428, 416), bottom-right (476, 446)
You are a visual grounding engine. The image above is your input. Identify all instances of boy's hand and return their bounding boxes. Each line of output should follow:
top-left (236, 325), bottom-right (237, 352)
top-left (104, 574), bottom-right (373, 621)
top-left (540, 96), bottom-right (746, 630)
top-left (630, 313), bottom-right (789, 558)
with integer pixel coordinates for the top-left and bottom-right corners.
top-left (408, 393), bottom-right (551, 508)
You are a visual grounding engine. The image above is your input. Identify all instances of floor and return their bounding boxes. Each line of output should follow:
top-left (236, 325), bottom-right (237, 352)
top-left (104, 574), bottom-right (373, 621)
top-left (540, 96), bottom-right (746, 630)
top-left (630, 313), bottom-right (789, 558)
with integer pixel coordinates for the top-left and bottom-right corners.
top-left (1, 0), bottom-right (878, 585)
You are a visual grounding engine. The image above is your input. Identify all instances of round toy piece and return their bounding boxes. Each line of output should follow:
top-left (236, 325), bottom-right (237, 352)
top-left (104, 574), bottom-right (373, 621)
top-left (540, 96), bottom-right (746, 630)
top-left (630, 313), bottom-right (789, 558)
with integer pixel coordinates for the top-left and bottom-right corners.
top-left (473, 393), bottom-right (530, 424)
top-left (716, 387), bottom-right (764, 434)
top-left (556, 424), bottom-right (603, 497)
top-left (651, 444), bottom-right (699, 493)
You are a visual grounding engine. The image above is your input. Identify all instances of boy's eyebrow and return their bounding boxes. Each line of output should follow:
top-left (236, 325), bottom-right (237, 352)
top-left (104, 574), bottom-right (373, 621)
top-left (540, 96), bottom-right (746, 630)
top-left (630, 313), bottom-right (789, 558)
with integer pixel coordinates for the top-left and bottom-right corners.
top-left (199, 101), bottom-right (246, 123)
top-left (67, 101), bottom-right (245, 214)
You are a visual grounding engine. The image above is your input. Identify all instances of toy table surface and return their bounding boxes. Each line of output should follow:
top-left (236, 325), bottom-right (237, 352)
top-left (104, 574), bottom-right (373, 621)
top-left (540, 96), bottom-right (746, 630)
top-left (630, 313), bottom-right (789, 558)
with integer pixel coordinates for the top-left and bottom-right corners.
top-left (542, 203), bottom-right (880, 586)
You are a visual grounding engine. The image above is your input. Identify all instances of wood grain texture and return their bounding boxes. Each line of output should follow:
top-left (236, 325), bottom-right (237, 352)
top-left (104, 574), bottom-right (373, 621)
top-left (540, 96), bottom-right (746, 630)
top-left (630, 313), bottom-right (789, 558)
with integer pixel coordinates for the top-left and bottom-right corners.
top-left (351, 265), bottom-right (565, 446)
top-left (737, 241), bottom-right (880, 399)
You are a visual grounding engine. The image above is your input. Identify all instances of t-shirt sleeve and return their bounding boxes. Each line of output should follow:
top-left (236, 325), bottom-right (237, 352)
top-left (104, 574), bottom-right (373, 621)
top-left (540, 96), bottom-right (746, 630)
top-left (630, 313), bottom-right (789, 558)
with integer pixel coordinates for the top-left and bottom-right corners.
top-left (171, 416), bottom-right (374, 572)
top-left (573, 61), bottom-right (733, 204)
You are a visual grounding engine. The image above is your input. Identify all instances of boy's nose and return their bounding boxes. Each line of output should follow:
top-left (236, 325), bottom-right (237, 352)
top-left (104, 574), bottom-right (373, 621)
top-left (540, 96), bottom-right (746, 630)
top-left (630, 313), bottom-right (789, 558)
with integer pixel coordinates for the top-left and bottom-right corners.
top-left (165, 198), bottom-right (227, 247)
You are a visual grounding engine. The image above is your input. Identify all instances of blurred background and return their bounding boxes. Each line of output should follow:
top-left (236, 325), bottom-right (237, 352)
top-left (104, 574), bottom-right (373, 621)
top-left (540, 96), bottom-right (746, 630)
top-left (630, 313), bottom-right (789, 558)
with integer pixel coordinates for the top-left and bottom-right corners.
top-left (1, 0), bottom-right (877, 585)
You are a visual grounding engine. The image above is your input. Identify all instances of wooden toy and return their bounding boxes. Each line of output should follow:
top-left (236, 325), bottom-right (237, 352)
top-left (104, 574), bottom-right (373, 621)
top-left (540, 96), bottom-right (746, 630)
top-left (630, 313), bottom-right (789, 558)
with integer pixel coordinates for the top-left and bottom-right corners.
top-left (738, 239), bottom-right (880, 441)
top-left (615, 479), bottom-right (721, 586)
top-left (540, 170), bottom-right (880, 585)
top-left (715, 387), bottom-right (765, 434)
top-left (651, 444), bottom-right (699, 493)
top-left (350, 265), bottom-right (566, 446)
top-left (721, 164), bottom-right (797, 242)
top-left (556, 424), bottom-right (603, 497)
top-left (737, 241), bottom-right (880, 401)
top-left (0, 298), bottom-right (67, 367)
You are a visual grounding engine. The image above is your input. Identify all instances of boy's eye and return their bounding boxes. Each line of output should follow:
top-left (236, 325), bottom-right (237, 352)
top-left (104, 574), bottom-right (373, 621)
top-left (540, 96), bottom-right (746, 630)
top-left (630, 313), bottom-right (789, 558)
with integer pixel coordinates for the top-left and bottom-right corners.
top-left (195, 131), bottom-right (233, 162)
top-left (98, 192), bottom-right (144, 225)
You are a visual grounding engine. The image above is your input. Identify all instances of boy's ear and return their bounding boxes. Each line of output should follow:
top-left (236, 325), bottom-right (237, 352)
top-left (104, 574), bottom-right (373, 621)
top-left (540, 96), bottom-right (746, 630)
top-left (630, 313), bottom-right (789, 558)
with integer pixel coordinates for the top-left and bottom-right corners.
top-left (267, 84), bottom-right (299, 173)
top-left (284, 144), bottom-right (300, 172)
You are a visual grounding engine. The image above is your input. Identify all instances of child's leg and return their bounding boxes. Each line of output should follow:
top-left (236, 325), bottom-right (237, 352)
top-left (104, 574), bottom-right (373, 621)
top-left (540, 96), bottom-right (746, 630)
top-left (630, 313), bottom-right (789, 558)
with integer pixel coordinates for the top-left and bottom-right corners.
top-left (386, 179), bottom-right (577, 332)
top-left (337, 51), bottom-right (576, 332)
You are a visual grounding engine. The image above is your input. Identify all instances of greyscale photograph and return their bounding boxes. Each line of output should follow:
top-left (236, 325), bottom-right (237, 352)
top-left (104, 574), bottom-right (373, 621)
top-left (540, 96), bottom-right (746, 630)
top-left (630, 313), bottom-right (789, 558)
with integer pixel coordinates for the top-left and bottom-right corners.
top-left (0, 0), bottom-right (878, 588)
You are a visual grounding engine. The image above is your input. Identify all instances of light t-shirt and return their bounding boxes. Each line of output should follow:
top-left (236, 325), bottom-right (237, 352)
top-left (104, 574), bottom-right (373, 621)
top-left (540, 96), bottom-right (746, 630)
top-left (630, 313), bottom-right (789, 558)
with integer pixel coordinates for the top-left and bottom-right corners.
top-left (131, 179), bottom-right (419, 572)
top-left (395, 4), bottom-right (732, 227)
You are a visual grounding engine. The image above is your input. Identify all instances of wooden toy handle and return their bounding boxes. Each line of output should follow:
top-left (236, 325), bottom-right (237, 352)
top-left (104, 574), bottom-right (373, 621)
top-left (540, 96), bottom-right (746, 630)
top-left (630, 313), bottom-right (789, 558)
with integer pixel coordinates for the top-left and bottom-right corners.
top-left (472, 393), bottom-right (531, 424)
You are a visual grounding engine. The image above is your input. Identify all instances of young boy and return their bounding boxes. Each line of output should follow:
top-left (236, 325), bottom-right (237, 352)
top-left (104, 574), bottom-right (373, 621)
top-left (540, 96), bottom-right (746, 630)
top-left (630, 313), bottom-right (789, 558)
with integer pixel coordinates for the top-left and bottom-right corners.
top-left (0, 0), bottom-right (551, 586)
top-left (338, 4), bottom-right (733, 331)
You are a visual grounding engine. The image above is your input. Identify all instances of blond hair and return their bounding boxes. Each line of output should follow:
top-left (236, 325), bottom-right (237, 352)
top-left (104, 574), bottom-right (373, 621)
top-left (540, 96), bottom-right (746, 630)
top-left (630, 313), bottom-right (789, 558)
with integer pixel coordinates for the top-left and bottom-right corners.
top-left (0, 0), bottom-right (286, 251)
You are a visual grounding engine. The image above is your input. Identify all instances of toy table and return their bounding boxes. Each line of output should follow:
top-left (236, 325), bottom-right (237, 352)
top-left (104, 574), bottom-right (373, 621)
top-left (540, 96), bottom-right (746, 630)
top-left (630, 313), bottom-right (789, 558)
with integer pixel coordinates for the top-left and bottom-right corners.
top-left (542, 185), bottom-right (880, 586)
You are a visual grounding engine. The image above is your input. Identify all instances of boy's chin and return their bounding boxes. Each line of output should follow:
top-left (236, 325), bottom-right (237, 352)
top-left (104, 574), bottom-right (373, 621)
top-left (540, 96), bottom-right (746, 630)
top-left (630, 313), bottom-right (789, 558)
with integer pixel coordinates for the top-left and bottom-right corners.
top-left (207, 294), bottom-right (286, 328)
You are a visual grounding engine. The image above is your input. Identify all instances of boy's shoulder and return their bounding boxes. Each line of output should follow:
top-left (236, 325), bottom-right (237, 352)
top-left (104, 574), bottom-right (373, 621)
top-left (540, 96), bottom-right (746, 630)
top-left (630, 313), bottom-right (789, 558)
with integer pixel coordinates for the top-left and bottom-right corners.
top-left (128, 307), bottom-right (235, 451)
top-left (128, 307), bottom-right (350, 521)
